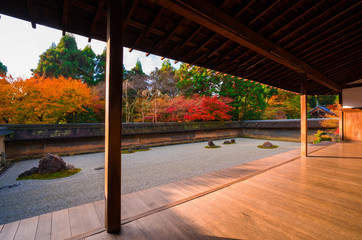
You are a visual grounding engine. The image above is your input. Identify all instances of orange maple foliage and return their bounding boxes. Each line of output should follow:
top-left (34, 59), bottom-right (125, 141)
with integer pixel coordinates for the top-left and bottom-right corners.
top-left (0, 75), bottom-right (102, 124)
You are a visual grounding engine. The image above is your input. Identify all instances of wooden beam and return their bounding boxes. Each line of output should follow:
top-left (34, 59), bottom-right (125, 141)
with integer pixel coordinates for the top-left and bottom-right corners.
top-left (90, 0), bottom-right (106, 41)
top-left (62, 0), bottom-right (69, 33)
top-left (105, 0), bottom-right (123, 233)
top-left (338, 93), bottom-right (343, 141)
top-left (342, 83), bottom-right (362, 89)
top-left (154, 0), bottom-right (342, 92)
top-left (129, 7), bottom-right (163, 51)
top-left (300, 74), bottom-right (307, 157)
top-left (26, 0), bottom-right (36, 28)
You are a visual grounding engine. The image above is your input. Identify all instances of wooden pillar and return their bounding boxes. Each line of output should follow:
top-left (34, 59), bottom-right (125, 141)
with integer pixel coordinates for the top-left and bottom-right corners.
top-left (105, 0), bottom-right (123, 233)
top-left (338, 92), bottom-right (343, 141)
top-left (300, 74), bottom-right (307, 157)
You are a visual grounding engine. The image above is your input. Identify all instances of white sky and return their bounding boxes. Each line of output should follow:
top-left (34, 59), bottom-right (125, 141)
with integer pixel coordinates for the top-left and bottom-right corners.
top-left (0, 14), bottom-right (180, 78)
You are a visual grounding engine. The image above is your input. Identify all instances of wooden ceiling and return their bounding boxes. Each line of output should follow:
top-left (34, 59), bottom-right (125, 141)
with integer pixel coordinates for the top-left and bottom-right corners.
top-left (0, 0), bottom-right (360, 94)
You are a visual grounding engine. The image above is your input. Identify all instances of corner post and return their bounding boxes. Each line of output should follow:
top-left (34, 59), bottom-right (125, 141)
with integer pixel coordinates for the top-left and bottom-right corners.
top-left (338, 92), bottom-right (343, 141)
top-left (105, 0), bottom-right (123, 233)
top-left (300, 74), bottom-right (308, 157)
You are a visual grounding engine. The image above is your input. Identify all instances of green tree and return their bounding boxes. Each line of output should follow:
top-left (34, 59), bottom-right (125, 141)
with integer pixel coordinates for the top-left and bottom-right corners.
top-left (79, 45), bottom-right (97, 85)
top-left (122, 60), bottom-right (149, 122)
top-left (32, 34), bottom-right (99, 85)
top-left (94, 49), bottom-right (106, 84)
top-left (0, 60), bottom-right (7, 75)
top-left (308, 95), bottom-right (337, 108)
top-left (220, 76), bottom-right (276, 120)
top-left (176, 63), bottom-right (221, 96)
top-left (150, 60), bottom-right (179, 97)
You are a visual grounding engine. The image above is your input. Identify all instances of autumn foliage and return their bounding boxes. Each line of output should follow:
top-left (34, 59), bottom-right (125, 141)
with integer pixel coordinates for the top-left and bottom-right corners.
top-left (0, 75), bottom-right (102, 124)
top-left (132, 95), bottom-right (234, 122)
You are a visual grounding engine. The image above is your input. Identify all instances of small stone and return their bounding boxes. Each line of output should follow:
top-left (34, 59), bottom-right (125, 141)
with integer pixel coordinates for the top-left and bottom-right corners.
top-left (262, 141), bottom-right (273, 148)
top-left (66, 164), bottom-right (75, 170)
top-left (223, 140), bottom-right (231, 144)
top-left (18, 167), bottom-right (38, 178)
top-left (230, 139), bottom-right (235, 143)
top-left (129, 145), bottom-right (149, 151)
top-left (208, 140), bottom-right (215, 147)
top-left (138, 145), bottom-right (149, 150)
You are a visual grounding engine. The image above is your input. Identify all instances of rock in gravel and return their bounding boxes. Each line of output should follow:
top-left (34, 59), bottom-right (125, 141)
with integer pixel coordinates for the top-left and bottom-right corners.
top-left (223, 140), bottom-right (231, 144)
top-left (18, 167), bottom-right (38, 178)
top-left (262, 141), bottom-right (274, 148)
top-left (129, 145), bottom-right (149, 151)
top-left (38, 153), bottom-right (70, 174)
top-left (208, 140), bottom-right (215, 147)
top-left (230, 139), bottom-right (236, 143)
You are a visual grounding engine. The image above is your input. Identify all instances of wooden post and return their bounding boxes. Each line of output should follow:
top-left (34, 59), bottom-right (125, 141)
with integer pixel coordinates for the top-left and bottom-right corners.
top-left (300, 74), bottom-right (308, 157)
top-left (338, 92), bottom-right (343, 141)
top-left (105, 0), bottom-right (123, 233)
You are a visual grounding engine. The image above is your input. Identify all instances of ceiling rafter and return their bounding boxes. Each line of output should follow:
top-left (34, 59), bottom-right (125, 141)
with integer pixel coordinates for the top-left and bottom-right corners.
top-left (257, 0), bottom-right (303, 34)
top-left (129, 7), bottom-right (164, 51)
top-left (292, 15), bottom-right (358, 55)
top-left (154, 0), bottom-right (341, 92)
top-left (310, 41), bottom-right (361, 67)
top-left (167, 25), bottom-right (204, 59)
top-left (146, 17), bottom-right (185, 55)
top-left (267, 0), bottom-right (327, 40)
top-left (26, 0), bottom-right (36, 29)
top-left (301, 29), bottom-right (360, 61)
top-left (276, 1), bottom-right (358, 47)
top-left (62, 0), bottom-right (69, 35)
top-left (247, 0), bottom-right (282, 26)
top-left (88, 0), bottom-right (106, 42)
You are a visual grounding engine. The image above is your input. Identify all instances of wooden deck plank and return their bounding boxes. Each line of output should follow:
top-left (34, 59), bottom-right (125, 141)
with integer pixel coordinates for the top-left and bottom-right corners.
top-left (0, 221), bottom-right (20, 240)
top-left (12, 142), bottom-right (362, 240)
top-left (68, 206), bottom-right (86, 236)
top-left (14, 216), bottom-right (38, 240)
top-left (51, 209), bottom-right (71, 240)
top-left (35, 213), bottom-right (52, 240)
top-left (80, 203), bottom-right (102, 232)
top-left (92, 200), bottom-right (105, 227)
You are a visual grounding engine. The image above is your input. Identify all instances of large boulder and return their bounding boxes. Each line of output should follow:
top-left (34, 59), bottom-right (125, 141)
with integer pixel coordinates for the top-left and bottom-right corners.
top-left (38, 153), bottom-right (69, 174)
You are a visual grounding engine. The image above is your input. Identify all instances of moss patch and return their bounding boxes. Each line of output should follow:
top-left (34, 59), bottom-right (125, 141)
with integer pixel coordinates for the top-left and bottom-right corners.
top-left (17, 168), bottom-right (81, 180)
top-left (204, 146), bottom-right (221, 149)
top-left (257, 145), bottom-right (279, 149)
top-left (121, 149), bottom-right (151, 154)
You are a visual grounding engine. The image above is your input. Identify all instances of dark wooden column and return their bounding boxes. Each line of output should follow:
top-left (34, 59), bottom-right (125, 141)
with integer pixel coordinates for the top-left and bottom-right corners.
top-left (300, 74), bottom-right (308, 157)
top-left (338, 92), bottom-right (343, 141)
top-left (105, 0), bottom-right (123, 233)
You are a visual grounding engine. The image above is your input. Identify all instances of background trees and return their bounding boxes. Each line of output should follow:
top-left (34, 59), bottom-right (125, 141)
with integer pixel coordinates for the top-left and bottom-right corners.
top-left (2, 36), bottom-right (338, 124)
top-left (0, 75), bottom-right (102, 124)
top-left (0, 60), bottom-right (7, 75)
top-left (31, 34), bottom-right (104, 86)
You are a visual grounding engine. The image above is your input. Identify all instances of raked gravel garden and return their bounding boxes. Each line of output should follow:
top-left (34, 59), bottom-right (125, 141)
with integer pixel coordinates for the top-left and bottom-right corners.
top-left (0, 138), bottom-right (300, 224)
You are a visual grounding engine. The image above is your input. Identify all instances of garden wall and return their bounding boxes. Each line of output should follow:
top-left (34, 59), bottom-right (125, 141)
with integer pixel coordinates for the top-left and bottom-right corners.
top-left (1, 119), bottom-right (335, 160)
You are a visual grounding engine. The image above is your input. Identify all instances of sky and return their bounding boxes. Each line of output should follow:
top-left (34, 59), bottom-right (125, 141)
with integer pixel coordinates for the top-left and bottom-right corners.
top-left (0, 14), bottom-right (180, 78)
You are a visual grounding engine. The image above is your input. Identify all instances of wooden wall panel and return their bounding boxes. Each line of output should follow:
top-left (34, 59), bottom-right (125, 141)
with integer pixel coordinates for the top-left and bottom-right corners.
top-left (343, 109), bottom-right (362, 141)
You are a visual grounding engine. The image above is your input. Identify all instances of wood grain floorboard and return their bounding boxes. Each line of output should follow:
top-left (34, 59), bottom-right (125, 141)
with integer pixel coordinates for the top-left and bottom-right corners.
top-left (51, 209), bottom-right (71, 240)
top-left (0, 221), bottom-right (19, 240)
top-left (35, 213), bottom-right (52, 240)
top-left (13, 216), bottom-right (38, 240)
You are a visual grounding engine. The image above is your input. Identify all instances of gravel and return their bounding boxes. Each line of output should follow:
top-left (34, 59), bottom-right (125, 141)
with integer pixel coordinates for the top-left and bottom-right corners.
top-left (0, 138), bottom-right (300, 224)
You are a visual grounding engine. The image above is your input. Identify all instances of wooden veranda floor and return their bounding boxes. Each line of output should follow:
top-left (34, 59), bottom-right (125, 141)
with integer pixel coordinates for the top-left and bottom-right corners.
top-left (1, 142), bottom-right (361, 239)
